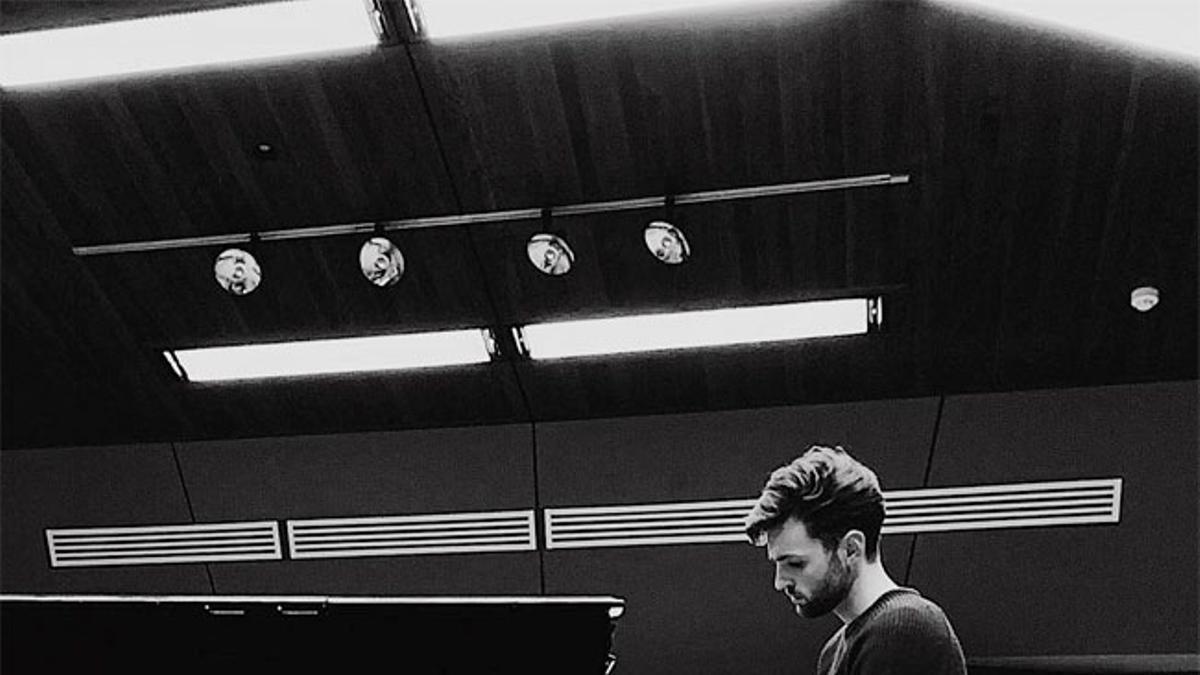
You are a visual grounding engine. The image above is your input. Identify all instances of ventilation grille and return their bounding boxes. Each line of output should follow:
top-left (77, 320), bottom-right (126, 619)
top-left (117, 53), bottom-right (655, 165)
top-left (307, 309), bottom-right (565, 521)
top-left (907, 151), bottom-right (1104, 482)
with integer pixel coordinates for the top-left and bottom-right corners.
top-left (545, 478), bottom-right (1122, 550)
top-left (546, 499), bottom-right (755, 550)
top-left (46, 522), bottom-right (282, 567)
top-left (287, 510), bottom-right (536, 559)
top-left (882, 478), bottom-right (1122, 534)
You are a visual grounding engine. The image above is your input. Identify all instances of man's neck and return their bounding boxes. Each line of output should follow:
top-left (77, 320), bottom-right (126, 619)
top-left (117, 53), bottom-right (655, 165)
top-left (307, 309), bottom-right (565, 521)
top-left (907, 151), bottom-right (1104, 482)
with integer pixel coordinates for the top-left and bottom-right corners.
top-left (834, 561), bottom-right (899, 624)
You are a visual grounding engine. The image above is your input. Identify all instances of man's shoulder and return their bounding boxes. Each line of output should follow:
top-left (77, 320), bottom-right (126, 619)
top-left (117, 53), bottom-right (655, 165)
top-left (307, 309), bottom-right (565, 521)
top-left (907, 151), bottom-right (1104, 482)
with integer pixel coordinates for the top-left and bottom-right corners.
top-left (874, 589), bottom-right (951, 618)
top-left (858, 589), bottom-right (957, 638)
top-left (848, 589), bottom-right (967, 674)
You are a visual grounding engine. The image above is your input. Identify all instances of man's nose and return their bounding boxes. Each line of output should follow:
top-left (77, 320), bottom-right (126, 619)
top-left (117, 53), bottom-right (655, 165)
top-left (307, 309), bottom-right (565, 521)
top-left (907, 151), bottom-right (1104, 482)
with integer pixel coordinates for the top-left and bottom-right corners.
top-left (773, 565), bottom-right (790, 592)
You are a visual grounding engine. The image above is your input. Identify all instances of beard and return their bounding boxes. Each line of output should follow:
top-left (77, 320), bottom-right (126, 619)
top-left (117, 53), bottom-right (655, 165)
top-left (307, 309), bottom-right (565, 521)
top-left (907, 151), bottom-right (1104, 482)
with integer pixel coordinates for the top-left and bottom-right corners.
top-left (796, 553), bottom-right (855, 619)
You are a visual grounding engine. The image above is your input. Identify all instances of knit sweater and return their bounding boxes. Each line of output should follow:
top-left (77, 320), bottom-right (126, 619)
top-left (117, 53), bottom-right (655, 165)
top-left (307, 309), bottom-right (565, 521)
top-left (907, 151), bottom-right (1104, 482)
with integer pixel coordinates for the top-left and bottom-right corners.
top-left (816, 588), bottom-right (966, 675)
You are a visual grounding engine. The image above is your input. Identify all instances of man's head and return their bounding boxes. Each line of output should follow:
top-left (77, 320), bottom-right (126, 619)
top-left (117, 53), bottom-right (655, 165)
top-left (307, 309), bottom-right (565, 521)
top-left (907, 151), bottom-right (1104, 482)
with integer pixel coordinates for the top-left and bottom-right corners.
top-left (744, 445), bottom-right (886, 618)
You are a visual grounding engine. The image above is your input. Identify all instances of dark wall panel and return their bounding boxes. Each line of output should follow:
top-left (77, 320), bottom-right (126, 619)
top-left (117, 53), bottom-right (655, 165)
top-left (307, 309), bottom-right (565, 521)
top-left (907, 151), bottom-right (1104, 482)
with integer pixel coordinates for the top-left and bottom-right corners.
top-left (909, 381), bottom-right (1199, 658)
top-left (538, 398), bottom-right (939, 674)
top-left (538, 397), bottom-right (941, 506)
top-left (0, 444), bottom-right (210, 593)
top-left (176, 426), bottom-right (541, 594)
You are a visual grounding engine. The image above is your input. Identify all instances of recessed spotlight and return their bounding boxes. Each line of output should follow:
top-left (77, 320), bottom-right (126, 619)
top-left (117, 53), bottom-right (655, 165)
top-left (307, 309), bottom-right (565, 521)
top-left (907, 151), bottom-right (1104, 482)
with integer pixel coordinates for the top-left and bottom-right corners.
top-left (644, 220), bottom-right (690, 264)
top-left (359, 236), bottom-right (405, 287)
top-left (527, 233), bottom-right (574, 276)
top-left (1130, 286), bottom-right (1159, 312)
top-left (214, 248), bottom-right (262, 295)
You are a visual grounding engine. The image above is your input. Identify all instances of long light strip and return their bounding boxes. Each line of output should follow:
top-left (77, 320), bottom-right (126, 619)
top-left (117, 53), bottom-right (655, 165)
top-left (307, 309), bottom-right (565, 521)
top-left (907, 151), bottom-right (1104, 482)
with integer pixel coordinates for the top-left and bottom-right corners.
top-left (0, 0), bottom-right (380, 88)
top-left (166, 330), bottom-right (493, 382)
top-left (518, 298), bottom-right (875, 360)
top-left (412, 0), bottom-right (791, 39)
top-left (939, 0), bottom-right (1199, 60)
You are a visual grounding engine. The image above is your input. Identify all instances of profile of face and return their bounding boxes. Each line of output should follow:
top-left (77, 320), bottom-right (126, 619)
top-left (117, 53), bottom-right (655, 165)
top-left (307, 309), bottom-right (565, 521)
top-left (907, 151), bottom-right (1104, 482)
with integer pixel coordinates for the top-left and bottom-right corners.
top-left (766, 517), bottom-right (856, 619)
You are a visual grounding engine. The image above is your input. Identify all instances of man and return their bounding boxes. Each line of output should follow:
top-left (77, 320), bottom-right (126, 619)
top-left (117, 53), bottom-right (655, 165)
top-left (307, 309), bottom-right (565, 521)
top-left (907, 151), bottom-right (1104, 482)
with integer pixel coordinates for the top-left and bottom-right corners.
top-left (745, 445), bottom-right (966, 675)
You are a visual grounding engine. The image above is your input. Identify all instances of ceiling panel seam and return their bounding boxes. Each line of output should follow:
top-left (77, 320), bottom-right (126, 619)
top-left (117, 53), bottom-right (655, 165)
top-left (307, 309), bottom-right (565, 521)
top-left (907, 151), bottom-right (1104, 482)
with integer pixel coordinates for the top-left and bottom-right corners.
top-left (398, 41), bottom-right (537, 425)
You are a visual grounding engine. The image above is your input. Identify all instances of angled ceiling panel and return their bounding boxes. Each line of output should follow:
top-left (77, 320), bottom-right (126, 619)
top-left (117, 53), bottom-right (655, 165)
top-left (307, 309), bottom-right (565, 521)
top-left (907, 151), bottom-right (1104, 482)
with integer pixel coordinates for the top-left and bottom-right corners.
top-left (410, 1), bottom-right (922, 211)
top-left (2, 48), bottom-right (457, 244)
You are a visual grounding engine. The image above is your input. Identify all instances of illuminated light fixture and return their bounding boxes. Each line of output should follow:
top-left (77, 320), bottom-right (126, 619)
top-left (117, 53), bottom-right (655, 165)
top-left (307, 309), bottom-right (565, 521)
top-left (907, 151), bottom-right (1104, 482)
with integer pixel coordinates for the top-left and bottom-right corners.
top-left (213, 248), bottom-right (262, 296)
top-left (527, 233), bottom-right (575, 276)
top-left (644, 221), bottom-right (690, 264)
top-left (411, 0), bottom-right (788, 39)
top-left (0, 0), bottom-right (381, 88)
top-left (938, 0), bottom-right (1199, 60)
top-left (165, 330), bottom-right (495, 382)
top-left (644, 194), bottom-right (690, 265)
top-left (359, 236), bottom-right (406, 287)
top-left (516, 297), bottom-right (882, 360)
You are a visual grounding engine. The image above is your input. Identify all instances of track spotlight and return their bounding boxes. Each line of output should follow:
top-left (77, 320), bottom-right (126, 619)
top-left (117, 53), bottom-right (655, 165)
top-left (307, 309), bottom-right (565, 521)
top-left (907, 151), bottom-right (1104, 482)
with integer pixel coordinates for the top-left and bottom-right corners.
top-left (644, 221), bottom-right (690, 264)
top-left (359, 236), bottom-right (405, 287)
top-left (213, 248), bottom-right (262, 295)
top-left (527, 233), bottom-right (574, 276)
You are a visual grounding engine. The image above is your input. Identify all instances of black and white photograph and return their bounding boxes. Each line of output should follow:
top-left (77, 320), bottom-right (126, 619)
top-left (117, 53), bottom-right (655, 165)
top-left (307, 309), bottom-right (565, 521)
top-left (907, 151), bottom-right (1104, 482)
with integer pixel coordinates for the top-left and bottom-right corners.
top-left (0, 0), bottom-right (1196, 672)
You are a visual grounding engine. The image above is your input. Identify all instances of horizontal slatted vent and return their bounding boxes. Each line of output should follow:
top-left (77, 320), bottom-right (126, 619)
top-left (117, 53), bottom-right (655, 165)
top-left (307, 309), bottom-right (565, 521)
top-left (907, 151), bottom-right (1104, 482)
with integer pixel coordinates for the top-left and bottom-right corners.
top-left (546, 499), bottom-right (755, 550)
top-left (287, 510), bottom-right (536, 559)
top-left (46, 522), bottom-right (282, 567)
top-left (545, 478), bottom-right (1122, 550)
top-left (881, 478), bottom-right (1122, 534)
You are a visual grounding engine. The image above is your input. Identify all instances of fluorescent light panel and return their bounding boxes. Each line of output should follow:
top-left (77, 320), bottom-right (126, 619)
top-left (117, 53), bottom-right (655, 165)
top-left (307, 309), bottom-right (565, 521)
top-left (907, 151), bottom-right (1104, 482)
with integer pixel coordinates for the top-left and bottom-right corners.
top-left (0, 0), bottom-right (379, 88)
top-left (167, 330), bottom-right (492, 382)
top-left (940, 0), bottom-right (1199, 60)
top-left (414, 0), bottom-right (788, 39)
top-left (520, 298), bottom-right (872, 360)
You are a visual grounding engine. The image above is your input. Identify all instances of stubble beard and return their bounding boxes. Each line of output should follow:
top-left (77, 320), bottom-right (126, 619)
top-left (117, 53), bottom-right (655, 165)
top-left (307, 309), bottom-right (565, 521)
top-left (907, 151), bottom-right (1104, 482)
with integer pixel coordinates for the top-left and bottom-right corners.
top-left (797, 554), bottom-right (855, 619)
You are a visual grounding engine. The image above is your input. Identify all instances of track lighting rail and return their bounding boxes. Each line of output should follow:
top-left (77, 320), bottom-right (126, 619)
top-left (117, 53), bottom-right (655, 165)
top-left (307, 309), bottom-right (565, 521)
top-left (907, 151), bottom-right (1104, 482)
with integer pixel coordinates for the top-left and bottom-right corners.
top-left (72, 173), bottom-right (909, 257)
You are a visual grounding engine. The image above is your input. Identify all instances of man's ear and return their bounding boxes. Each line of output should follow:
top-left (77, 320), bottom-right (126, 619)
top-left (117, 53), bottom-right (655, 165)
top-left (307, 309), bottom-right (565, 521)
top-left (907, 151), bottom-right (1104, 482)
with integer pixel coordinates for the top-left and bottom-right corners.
top-left (842, 530), bottom-right (867, 562)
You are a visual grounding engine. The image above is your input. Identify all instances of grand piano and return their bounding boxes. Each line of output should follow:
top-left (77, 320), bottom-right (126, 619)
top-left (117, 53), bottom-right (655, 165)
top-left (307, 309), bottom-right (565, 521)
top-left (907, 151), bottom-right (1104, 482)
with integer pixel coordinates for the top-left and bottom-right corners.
top-left (0, 594), bottom-right (624, 673)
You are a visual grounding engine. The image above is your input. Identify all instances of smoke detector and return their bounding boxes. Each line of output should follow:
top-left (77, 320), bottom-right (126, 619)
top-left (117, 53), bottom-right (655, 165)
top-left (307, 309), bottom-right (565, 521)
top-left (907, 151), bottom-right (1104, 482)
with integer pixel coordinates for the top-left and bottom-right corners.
top-left (1130, 286), bottom-right (1159, 312)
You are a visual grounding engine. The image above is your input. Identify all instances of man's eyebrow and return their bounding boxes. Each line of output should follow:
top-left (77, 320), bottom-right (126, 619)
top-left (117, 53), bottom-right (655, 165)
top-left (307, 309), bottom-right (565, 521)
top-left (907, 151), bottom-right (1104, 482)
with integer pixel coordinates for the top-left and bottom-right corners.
top-left (768, 553), bottom-right (803, 563)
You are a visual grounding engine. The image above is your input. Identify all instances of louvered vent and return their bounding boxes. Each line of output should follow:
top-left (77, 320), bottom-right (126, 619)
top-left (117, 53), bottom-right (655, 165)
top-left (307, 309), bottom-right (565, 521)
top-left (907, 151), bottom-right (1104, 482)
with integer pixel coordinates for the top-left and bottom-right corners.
top-left (545, 478), bottom-right (1122, 550)
top-left (46, 521), bottom-right (282, 567)
top-left (287, 510), bottom-right (536, 559)
top-left (546, 499), bottom-right (756, 549)
top-left (882, 478), bottom-right (1122, 534)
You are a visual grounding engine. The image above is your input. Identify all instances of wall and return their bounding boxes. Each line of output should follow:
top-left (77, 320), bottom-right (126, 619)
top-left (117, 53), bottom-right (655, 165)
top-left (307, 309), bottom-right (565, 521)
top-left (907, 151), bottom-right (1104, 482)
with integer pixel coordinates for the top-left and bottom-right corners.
top-left (2, 381), bottom-right (1196, 673)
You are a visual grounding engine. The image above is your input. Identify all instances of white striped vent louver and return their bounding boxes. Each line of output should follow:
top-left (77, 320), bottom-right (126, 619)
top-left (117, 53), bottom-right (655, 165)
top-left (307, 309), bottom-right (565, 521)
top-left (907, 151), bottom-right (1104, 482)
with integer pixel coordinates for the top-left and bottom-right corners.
top-left (544, 478), bottom-right (1122, 550)
top-left (287, 510), bottom-right (536, 559)
top-left (880, 478), bottom-right (1122, 534)
top-left (46, 522), bottom-right (282, 567)
top-left (546, 499), bottom-right (755, 549)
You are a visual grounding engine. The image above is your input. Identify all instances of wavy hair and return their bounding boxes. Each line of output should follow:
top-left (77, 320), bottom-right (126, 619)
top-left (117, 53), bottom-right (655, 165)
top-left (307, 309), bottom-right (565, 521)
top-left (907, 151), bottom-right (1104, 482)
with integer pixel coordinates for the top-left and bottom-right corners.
top-left (744, 445), bottom-right (885, 560)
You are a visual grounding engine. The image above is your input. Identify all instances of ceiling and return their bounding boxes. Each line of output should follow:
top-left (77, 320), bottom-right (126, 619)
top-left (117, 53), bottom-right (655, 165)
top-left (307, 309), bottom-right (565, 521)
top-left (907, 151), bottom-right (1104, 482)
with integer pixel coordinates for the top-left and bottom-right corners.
top-left (1, 0), bottom-right (1196, 449)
